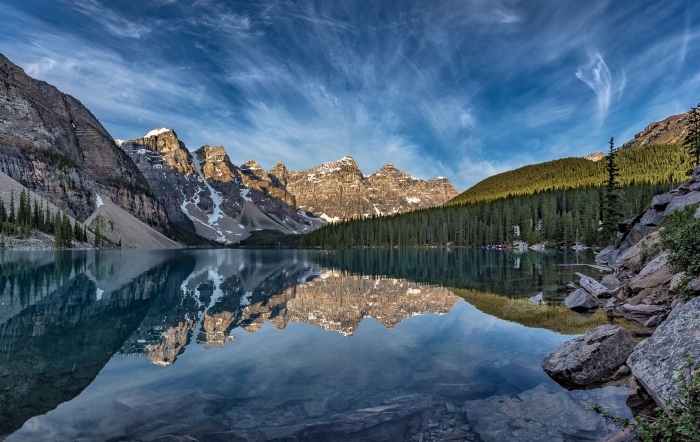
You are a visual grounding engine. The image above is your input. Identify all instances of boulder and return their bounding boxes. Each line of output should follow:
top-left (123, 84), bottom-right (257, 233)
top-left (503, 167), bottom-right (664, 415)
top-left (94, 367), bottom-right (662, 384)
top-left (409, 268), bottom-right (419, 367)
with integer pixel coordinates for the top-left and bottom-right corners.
top-left (576, 273), bottom-right (610, 297)
top-left (627, 296), bottom-right (700, 406)
top-left (619, 303), bottom-right (667, 324)
top-left (564, 289), bottom-right (598, 311)
top-left (665, 190), bottom-right (700, 215)
top-left (601, 274), bottom-right (621, 289)
top-left (639, 208), bottom-right (664, 227)
top-left (542, 324), bottom-right (636, 389)
top-left (596, 245), bottom-right (618, 265)
top-left (651, 193), bottom-right (672, 211)
top-left (629, 254), bottom-right (672, 292)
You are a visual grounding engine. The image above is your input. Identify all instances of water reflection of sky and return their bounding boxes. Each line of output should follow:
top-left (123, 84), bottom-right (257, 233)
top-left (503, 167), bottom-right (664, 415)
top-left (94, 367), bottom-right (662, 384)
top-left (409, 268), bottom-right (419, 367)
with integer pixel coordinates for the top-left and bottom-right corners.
top-left (1, 249), bottom-right (629, 441)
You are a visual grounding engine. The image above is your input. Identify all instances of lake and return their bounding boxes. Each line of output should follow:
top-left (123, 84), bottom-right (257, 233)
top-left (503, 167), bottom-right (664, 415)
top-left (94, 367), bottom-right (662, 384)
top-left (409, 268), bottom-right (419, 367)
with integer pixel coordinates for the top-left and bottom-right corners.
top-left (0, 248), bottom-right (631, 441)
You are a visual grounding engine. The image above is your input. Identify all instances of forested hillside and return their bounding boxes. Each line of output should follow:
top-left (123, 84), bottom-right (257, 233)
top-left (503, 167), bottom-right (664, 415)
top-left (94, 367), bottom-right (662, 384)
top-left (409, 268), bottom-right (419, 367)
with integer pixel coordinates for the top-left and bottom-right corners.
top-left (300, 182), bottom-right (668, 248)
top-left (448, 143), bottom-right (686, 205)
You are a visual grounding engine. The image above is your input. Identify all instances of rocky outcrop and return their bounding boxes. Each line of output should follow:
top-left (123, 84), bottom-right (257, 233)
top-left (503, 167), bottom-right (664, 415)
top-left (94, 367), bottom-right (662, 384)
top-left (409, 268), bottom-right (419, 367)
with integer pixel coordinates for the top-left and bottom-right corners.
top-left (584, 151), bottom-right (605, 161)
top-left (276, 157), bottom-right (459, 221)
top-left (541, 324), bottom-right (636, 389)
top-left (0, 53), bottom-right (168, 229)
top-left (547, 166), bottom-right (700, 413)
top-left (620, 112), bottom-right (688, 150)
top-left (627, 296), bottom-right (700, 406)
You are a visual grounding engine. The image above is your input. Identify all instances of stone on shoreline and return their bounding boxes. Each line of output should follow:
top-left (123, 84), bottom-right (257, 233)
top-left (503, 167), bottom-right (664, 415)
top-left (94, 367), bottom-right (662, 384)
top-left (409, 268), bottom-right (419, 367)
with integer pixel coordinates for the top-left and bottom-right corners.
top-left (627, 296), bottom-right (700, 406)
top-left (542, 324), bottom-right (636, 389)
top-left (564, 289), bottom-right (598, 312)
top-left (576, 272), bottom-right (610, 297)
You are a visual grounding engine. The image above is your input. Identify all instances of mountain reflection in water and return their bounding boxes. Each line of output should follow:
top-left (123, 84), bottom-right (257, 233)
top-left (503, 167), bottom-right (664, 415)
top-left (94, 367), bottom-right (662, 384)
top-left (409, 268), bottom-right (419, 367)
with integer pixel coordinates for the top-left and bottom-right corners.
top-left (0, 249), bottom-right (630, 441)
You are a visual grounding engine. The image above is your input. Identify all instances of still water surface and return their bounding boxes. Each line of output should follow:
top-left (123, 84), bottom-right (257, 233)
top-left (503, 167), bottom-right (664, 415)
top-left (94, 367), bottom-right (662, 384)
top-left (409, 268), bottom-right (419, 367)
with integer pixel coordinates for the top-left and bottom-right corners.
top-left (0, 249), bottom-right (630, 441)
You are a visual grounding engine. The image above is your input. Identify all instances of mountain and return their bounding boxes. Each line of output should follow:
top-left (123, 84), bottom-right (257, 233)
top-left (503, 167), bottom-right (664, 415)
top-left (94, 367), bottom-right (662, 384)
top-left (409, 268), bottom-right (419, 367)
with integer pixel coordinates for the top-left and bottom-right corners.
top-left (0, 53), bottom-right (168, 229)
top-left (121, 129), bottom-right (458, 243)
top-left (275, 156), bottom-right (459, 221)
top-left (447, 111), bottom-right (691, 206)
top-left (621, 113), bottom-right (687, 150)
top-left (120, 129), bottom-right (319, 244)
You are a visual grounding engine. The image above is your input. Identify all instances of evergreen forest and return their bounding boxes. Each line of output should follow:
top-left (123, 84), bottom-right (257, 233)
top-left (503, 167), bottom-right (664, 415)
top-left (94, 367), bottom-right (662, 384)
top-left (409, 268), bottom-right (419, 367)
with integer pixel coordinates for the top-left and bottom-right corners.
top-left (301, 143), bottom-right (686, 249)
top-left (448, 143), bottom-right (686, 204)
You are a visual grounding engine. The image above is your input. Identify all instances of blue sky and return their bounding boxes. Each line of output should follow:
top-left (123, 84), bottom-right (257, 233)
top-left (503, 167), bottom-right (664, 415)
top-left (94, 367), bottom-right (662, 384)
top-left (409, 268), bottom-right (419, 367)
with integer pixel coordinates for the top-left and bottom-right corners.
top-left (2, 0), bottom-right (699, 190)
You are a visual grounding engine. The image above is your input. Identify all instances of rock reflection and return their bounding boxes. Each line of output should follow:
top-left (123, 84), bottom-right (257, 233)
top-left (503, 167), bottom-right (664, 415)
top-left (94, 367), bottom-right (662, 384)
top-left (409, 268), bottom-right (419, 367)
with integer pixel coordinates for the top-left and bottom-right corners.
top-left (121, 250), bottom-right (461, 365)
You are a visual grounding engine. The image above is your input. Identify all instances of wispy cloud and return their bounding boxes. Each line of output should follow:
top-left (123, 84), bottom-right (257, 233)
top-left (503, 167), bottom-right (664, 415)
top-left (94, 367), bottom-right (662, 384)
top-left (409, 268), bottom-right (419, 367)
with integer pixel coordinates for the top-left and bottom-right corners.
top-left (63, 0), bottom-right (151, 38)
top-left (575, 51), bottom-right (621, 124)
top-left (2, 0), bottom-right (699, 190)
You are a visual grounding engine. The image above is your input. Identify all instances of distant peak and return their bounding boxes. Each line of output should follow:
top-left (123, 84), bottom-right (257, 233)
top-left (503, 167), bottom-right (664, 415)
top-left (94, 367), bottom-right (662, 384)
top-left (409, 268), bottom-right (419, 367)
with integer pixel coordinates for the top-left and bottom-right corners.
top-left (584, 151), bottom-right (605, 162)
top-left (242, 160), bottom-right (262, 170)
top-left (144, 127), bottom-right (172, 138)
top-left (270, 161), bottom-right (286, 169)
top-left (383, 162), bottom-right (395, 168)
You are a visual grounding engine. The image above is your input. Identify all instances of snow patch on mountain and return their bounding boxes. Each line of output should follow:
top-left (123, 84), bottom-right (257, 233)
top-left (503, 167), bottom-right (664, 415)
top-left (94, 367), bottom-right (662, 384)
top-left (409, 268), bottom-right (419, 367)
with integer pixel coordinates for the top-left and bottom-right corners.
top-left (145, 127), bottom-right (171, 138)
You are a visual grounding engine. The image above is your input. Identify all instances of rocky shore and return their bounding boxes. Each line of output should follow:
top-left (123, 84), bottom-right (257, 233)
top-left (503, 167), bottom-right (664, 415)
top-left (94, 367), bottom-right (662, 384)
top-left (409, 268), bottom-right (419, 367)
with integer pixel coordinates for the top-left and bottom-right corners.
top-left (541, 166), bottom-right (700, 437)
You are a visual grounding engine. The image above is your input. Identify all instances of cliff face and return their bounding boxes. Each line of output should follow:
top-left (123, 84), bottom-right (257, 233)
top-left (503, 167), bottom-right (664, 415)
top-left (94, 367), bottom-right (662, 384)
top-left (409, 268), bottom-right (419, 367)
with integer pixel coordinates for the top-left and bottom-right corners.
top-left (275, 157), bottom-right (459, 221)
top-left (121, 134), bottom-right (318, 244)
top-left (0, 53), bottom-right (167, 228)
top-left (120, 129), bottom-right (213, 235)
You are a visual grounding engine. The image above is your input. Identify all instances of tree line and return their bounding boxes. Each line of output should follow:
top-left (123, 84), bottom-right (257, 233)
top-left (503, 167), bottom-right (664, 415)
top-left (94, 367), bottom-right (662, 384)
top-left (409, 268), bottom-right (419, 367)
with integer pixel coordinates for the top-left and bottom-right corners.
top-left (449, 142), bottom-right (686, 205)
top-left (300, 181), bottom-right (669, 249)
top-left (0, 189), bottom-right (88, 248)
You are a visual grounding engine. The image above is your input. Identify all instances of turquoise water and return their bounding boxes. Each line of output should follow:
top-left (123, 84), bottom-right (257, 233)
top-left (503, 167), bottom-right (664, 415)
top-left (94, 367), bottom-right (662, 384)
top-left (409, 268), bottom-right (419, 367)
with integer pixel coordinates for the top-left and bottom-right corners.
top-left (0, 249), bottom-right (628, 441)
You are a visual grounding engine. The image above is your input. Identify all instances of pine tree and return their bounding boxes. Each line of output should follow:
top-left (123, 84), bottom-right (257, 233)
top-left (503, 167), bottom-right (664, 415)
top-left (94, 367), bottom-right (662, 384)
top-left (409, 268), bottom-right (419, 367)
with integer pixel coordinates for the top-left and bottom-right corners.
top-left (74, 222), bottom-right (82, 243)
top-left (8, 191), bottom-right (15, 224)
top-left (45, 206), bottom-right (53, 234)
top-left (94, 222), bottom-right (101, 248)
top-left (684, 101), bottom-right (700, 172)
top-left (0, 199), bottom-right (6, 223)
top-left (62, 213), bottom-right (72, 248)
top-left (601, 137), bottom-right (622, 244)
top-left (54, 213), bottom-right (62, 248)
top-left (33, 198), bottom-right (40, 229)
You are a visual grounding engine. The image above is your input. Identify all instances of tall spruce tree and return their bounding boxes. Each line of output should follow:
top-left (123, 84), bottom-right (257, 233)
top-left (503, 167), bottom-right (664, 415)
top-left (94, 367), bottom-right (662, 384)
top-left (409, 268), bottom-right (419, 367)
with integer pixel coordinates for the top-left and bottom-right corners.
top-left (8, 191), bottom-right (15, 224)
top-left (684, 102), bottom-right (700, 172)
top-left (601, 137), bottom-right (622, 244)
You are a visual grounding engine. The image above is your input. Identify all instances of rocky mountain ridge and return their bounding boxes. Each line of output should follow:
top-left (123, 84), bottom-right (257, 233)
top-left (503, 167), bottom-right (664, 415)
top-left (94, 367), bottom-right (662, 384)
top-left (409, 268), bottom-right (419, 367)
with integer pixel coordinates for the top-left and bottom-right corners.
top-left (120, 128), bottom-right (458, 243)
top-left (120, 129), bottom-right (320, 244)
top-left (621, 112), bottom-right (688, 150)
top-left (278, 158), bottom-right (459, 221)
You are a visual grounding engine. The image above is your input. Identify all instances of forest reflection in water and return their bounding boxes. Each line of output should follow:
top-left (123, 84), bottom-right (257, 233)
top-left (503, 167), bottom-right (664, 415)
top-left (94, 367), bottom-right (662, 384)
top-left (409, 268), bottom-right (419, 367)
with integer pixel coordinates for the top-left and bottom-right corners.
top-left (0, 248), bottom-right (629, 441)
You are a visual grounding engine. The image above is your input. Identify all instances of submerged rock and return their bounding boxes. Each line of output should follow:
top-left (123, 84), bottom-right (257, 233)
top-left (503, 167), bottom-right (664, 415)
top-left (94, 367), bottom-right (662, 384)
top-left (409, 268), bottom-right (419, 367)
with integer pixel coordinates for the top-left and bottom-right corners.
top-left (542, 324), bottom-right (635, 389)
top-left (462, 384), bottom-right (629, 442)
top-left (627, 296), bottom-right (700, 406)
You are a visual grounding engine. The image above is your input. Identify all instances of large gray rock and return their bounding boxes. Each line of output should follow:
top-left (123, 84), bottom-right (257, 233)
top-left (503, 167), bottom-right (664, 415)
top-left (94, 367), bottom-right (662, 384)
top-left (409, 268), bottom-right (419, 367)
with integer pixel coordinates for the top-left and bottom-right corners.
top-left (462, 384), bottom-right (629, 442)
top-left (564, 288), bottom-right (599, 311)
top-left (596, 245), bottom-right (618, 265)
top-left (665, 190), bottom-right (700, 215)
top-left (577, 272), bottom-right (610, 297)
top-left (639, 208), bottom-right (664, 227)
top-left (542, 324), bottom-right (636, 388)
top-left (627, 296), bottom-right (700, 406)
top-left (651, 193), bottom-right (672, 210)
top-left (629, 254), bottom-right (672, 292)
